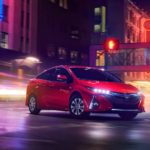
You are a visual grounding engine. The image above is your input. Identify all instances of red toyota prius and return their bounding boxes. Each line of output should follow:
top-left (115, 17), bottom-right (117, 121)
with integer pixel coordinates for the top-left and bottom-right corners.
top-left (26, 65), bottom-right (145, 120)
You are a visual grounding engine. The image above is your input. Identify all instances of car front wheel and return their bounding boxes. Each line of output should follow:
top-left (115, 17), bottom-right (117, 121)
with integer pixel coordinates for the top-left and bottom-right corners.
top-left (69, 94), bottom-right (89, 118)
top-left (28, 95), bottom-right (41, 115)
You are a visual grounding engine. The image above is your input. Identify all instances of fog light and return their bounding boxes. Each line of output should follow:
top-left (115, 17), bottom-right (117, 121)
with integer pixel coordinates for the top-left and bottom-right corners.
top-left (89, 96), bottom-right (99, 110)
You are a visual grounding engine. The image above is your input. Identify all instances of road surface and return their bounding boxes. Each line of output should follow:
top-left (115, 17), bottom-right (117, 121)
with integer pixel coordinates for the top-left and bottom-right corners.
top-left (0, 101), bottom-right (150, 150)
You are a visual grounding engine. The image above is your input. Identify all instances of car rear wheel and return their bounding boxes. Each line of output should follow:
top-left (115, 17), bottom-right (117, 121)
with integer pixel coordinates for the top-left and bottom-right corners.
top-left (118, 112), bottom-right (138, 120)
top-left (28, 95), bottom-right (41, 115)
top-left (69, 94), bottom-right (89, 118)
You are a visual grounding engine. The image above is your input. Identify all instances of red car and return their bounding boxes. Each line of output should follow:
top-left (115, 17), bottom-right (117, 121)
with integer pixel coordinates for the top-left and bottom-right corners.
top-left (26, 65), bottom-right (145, 120)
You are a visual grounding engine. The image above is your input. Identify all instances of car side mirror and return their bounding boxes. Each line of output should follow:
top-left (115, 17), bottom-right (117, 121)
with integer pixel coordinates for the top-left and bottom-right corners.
top-left (57, 74), bottom-right (67, 82)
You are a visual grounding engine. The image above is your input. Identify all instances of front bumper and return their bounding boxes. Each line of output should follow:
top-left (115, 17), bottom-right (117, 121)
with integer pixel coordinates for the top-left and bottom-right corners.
top-left (109, 108), bottom-right (142, 113)
top-left (88, 93), bottom-right (145, 113)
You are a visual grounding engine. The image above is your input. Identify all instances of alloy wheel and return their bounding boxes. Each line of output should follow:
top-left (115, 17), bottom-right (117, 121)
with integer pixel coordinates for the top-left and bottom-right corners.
top-left (70, 97), bottom-right (84, 116)
top-left (29, 96), bottom-right (36, 112)
top-left (28, 95), bottom-right (40, 115)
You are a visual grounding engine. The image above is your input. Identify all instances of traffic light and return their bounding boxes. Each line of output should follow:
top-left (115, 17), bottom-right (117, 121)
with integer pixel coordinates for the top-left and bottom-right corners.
top-left (94, 6), bottom-right (106, 33)
top-left (104, 38), bottom-right (119, 52)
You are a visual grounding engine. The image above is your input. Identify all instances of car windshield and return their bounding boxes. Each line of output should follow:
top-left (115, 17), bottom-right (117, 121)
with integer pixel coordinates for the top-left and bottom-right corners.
top-left (71, 68), bottom-right (123, 82)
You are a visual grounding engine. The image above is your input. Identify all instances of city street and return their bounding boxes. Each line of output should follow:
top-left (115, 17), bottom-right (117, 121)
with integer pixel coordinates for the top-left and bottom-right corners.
top-left (0, 101), bottom-right (150, 150)
top-left (0, 0), bottom-right (150, 149)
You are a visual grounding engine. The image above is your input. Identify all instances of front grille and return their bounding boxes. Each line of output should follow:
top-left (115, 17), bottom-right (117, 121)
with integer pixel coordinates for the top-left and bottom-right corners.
top-left (106, 92), bottom-right (140, 109)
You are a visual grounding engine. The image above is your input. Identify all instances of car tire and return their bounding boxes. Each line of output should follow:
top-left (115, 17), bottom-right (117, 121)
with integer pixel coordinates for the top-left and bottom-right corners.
top-left (69, 94), bottom-right (89, 118)
top-left (118, 112), bottom-right (138, 120)
top-left (28, 95), bottom-right (41, 115)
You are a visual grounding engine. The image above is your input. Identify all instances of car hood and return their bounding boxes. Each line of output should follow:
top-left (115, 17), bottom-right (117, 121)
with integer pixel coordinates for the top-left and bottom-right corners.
top-left (80, 80), bottom-right (139, 93)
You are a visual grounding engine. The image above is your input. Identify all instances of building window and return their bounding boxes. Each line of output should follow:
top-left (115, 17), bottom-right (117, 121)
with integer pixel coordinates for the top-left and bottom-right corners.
top-left (94, 24), bottom-right (101, 32)
top-left (70, 51), bottom-right (78, 63)
top-left (47, 46), bottom-right (55, 58)
top-left (94, 7), bottom-right (101, 16)
top-left (70, 26), bottom-right (79, 39)
top-left (0, 32), bottom-right (8, 48)
top-left (59, 0), bottom-right (68, 9)
top-left (3, 5), bottom-right (8, 22)
top-left (96, 50), bottom-right (105, 66)
top-left (58, 47), bottom-right (67, 59)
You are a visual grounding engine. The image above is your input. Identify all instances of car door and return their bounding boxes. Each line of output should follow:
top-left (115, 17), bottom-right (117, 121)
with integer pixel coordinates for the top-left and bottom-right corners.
top-left (36, 68), bottom-right (57, 109)
top-left (50, 67), bottom-right (73, 110)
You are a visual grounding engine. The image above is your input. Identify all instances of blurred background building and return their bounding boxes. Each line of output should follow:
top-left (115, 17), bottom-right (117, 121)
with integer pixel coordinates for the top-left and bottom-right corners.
top-left (89, 0), bottom-right (150, 81)
top-left (90, 0), bottom-right (150, 45)
top-left (0, 0), bottom-right (150, 73)
top-left (0, 0), bottom-right (90, 68)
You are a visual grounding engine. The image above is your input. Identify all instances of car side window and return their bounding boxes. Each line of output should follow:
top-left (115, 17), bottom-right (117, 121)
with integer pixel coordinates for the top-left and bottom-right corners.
top-left (55, 68), bottom-right (73, 83)
top-left (36, 68), bottom-right (56, 81)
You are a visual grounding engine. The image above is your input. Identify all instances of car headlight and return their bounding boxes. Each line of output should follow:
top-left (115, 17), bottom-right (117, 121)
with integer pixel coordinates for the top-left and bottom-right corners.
top-left (86, 86), bottom-right (110, 95)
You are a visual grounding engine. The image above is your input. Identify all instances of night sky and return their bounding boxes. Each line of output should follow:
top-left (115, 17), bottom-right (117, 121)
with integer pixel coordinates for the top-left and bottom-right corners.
top-left (132, 0), bottom-right (150, 14)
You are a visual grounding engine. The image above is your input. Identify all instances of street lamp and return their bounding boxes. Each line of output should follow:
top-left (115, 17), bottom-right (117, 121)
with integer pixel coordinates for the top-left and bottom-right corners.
top-left (12, 56), bottom-right (41, 77)
top-left (25, 56), bottom-right (40, 63)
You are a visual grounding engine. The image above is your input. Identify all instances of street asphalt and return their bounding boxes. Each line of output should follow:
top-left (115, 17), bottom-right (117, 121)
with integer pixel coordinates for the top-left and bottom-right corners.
top-left (0, 101), bottom-right (150, 150)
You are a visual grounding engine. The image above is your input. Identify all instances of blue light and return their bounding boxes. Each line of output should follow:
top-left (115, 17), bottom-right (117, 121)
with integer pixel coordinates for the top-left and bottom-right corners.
top-left (0, 0), bottom-right (3, 21)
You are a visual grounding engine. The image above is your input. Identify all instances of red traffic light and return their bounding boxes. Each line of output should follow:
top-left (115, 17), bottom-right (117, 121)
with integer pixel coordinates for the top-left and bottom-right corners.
top-left (104, 38), bottom-right (119, 51)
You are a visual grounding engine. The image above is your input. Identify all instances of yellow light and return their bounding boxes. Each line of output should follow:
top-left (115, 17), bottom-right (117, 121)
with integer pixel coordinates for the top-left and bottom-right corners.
top-left (127, 81), bottom-right (150, 112)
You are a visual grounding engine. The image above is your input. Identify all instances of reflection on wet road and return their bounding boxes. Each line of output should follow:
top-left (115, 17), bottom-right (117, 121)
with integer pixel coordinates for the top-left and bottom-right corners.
top-left (0, 101), bottom-right (150, 150)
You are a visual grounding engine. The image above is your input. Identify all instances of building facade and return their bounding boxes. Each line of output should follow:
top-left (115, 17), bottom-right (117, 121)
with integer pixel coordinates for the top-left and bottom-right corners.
top-left (1, 0), bottom-right (150, 70)
top-left (36, 0), bottom-right (90, 66)
top-left (125, 0), bottom-right (149, 43)
top-left (89, 0), bottom-right (150, 67)
top-left (0, 0), bottom-right (37, 53)
top-left (0, 0), bottom-right (91, 68)
top-left (90, 0), bottom-right (149, 46)
top-left (89, 0), bottom-right (150, 81)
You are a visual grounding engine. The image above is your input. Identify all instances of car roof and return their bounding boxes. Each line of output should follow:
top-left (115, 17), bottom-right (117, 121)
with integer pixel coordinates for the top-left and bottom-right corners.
top-left (54, 65), bottom-right (98, 69)
top-left (42, 65), bottom-right (104, 73)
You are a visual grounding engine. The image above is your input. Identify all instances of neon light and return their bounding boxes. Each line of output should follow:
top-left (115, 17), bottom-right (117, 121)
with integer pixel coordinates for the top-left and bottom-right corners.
top-left (101, 6), bottom-right (106, 32)
top-left (0, 0), bottom-right (3, 21)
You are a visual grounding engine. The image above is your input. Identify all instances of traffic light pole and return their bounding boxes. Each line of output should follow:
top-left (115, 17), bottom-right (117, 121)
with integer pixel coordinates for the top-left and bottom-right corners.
top-left (104, 51), bottom-right (108, 70)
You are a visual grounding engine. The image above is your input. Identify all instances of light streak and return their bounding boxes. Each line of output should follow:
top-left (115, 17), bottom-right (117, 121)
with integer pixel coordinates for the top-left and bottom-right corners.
top-left (0, 89), bottom-right (26, 96)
